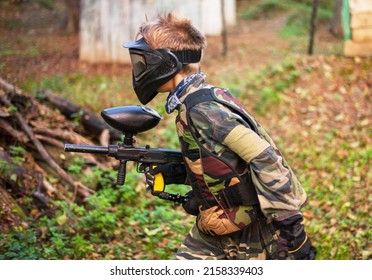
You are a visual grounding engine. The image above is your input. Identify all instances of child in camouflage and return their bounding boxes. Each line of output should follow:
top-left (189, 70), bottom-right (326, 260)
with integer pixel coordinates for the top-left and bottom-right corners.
top-left (124, 13), bottom-right (316, 260)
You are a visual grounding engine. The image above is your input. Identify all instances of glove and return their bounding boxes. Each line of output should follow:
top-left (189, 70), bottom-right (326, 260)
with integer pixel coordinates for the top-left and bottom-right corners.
top-left (274, 215), bottom-right (317, 260)
top-left (276, 234), bottom-right (290, 260)
top-left (287, 228), bottom-right (316, 260)
top-left (182, 191), bottom-right (200, 216)
top-left (145, 163), bottom-right (187, 190)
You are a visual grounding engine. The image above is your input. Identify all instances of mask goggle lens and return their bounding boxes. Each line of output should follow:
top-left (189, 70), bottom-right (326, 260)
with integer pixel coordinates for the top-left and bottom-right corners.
top-left (129, 47), bottom-right (164, 81)
top-left (130, 53), bottom-right (147, 80)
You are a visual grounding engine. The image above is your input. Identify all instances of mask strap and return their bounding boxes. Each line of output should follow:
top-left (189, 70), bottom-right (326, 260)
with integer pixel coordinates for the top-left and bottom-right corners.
top-left (171, 50), bottom-right (201, 64)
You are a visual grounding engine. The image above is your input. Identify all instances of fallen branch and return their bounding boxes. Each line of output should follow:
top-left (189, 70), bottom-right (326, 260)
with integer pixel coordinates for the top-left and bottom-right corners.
top-left (0, 93), bottom-right (94, 200)
top-left (40, 89), bottom-right (121, 141)
top-left (0, 77), bottom-right (23, 95)
top-left (0, 118), bottom-right (29, 143)
top-left (32, 126), bottom-right (96, 145)
top-left (0, 77), bottom-right (121, 142)
top-left (34, 133), bottom-right (105, 168)
top-left (34, 134), bottom-right (65, 148)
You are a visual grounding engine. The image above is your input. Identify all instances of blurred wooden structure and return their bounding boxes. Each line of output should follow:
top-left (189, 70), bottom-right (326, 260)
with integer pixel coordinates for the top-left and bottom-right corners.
top-left (343, 0), bottom-right (372, 56)
top-left (80, 0), bottom-right (236, 63)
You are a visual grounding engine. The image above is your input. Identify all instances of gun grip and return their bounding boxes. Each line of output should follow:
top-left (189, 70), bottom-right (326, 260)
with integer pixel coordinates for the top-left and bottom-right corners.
top-left (152, 165), bottom-right (165, 192)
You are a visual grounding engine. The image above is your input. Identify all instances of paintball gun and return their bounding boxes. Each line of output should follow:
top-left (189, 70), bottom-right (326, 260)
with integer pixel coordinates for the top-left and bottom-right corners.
top-left (64, 105), bottom-right (187, 205)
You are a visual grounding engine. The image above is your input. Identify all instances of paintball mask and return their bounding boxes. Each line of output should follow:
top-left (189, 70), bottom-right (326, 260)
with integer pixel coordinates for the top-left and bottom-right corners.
top-left (124, 37), bottom-right (202, 104)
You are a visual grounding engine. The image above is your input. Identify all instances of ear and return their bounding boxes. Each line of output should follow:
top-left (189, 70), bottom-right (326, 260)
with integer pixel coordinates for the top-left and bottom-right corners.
top-left (181, 63), bottom-right (201, 75)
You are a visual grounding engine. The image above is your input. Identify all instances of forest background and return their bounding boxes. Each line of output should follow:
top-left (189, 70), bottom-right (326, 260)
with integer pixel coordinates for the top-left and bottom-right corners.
top-left (0, 0), bottom-right (370, 260)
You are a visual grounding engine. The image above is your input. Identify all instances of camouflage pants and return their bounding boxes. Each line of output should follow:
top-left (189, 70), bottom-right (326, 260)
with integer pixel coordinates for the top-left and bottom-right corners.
top-left (175, 218), bottom-right (277, 260)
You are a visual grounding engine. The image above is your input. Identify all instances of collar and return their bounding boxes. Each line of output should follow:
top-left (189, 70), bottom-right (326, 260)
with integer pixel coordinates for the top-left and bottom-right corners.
top-left (165, 72), bottom-right (206, 114)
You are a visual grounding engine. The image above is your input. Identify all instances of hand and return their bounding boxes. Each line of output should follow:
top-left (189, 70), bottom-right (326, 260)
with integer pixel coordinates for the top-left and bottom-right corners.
top-left (182, 191), bottom-right (199, 216)
top-left (287, 229), bottom-right (316, 260)
top-left (145, 163), bottom-right (187, 189)
top-left (275, 234), bottom-right (290, 259)
top-left (274, 215), bottom-right (316, 260)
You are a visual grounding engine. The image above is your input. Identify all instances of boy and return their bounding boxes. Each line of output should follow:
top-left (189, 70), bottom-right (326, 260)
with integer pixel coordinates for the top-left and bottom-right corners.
top-left (124, 13), bottom-right (315, 260)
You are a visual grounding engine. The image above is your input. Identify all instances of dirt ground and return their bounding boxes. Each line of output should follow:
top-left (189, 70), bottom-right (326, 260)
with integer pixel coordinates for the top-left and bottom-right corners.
top-left (0, 1), bottom-right (342, 86)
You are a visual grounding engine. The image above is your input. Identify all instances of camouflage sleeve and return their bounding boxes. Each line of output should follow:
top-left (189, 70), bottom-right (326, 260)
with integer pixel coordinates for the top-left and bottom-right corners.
top-left (222, 124), bottom-right (270, 162)
top-left (223, 124), bottom-right (303, 221)
top-left (250, 147), bottom-right (303, 221)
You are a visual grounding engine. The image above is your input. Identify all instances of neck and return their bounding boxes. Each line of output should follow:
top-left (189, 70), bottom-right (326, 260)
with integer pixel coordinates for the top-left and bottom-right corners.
top-left (173, 73), bottom-right (188, 89)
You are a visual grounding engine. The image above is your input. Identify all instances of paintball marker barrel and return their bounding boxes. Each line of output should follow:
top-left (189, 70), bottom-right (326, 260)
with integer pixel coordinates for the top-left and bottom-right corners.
top-left (64, 143), bottom-right (182, 164)
top-left (64, 144), bottom-right (108, 154)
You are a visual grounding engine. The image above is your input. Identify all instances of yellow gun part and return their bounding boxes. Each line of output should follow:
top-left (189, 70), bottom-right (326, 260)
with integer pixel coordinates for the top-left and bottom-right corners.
top-left (152, 165), bottom-right (165, 192)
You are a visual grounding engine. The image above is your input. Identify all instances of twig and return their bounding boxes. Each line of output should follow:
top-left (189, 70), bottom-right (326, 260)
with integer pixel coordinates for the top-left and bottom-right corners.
top-left (34, 134), bottom-right (65, 148)
top-left (34, 133), bottom-right (104, 168)
top-left (99, 128), bottom-right (110, 146)
top-left (0, 94), bottom-right (94, 200)
top-left (0, 77), bottom-right (23, 94)
top-left (0, 118), bottom-right (29, 143)
top-left (32, 126), bottom-right (96, 145)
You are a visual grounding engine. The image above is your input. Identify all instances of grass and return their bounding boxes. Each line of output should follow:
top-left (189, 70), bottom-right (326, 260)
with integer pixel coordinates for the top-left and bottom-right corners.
top-left (0, 47), bottom-right (40, 58)
top-left (24, 73), bottom-right (133, 113)
top-left (0, 167), bottom-right (193, 260)
top-left (240, 0), bottom-right (334, 38)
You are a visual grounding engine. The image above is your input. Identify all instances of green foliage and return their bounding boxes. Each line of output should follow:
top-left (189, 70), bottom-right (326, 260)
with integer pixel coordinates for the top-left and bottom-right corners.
top-left (240, 0), bottom-right (334, 38)
top-left (245, 57), bottom-right (300, 114)
top-left (25, 73), bottom-right (133, 113)
top-left (0, 47), bottom-right (40, 58)
top-left (296, 142), bottom-right (371, 260)
top-left (0, 159), bottom-right (15, 175)
top-left (0, 168), bottom-right (191, 260)
top-left (240, 0), bottom-right (288, 19)
top-left (9, 145), bottom-right (26, 165)
top-left (0, 229), bottom-right (43, 260)
top-left (280, 3), bottom-right (333, 38)
top-left (66, 156), bottom-right (85, 174)
top-left (33, 0), bottom-right (55, 10)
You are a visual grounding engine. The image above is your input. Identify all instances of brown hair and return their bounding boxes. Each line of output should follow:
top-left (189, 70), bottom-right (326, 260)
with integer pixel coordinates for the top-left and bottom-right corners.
top-left (137, 13), bottom-right (207, 74)
top-left (138, 13), bottom-right (206, 50)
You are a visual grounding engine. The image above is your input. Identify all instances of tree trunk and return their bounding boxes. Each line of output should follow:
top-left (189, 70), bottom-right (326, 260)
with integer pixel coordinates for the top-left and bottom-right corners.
top-left (308, 0), bottom-right (319, 55)
top-left (330, 0), bottom-right (344, 38)
top-left (64, 0), bottom-right (81, 33)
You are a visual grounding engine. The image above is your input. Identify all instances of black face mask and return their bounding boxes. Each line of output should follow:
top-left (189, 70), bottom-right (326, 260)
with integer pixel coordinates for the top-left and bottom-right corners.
top-left (123, 38), bottom-right (201, 104)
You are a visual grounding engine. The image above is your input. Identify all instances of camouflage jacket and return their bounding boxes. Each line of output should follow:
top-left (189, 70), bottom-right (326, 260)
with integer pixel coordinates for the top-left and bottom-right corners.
top-left (172, 74), bottom-right (307, 235)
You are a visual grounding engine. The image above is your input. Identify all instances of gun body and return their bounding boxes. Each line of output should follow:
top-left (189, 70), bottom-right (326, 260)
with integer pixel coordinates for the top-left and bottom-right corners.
top-left (63, 105), bottom-right (187, 204)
